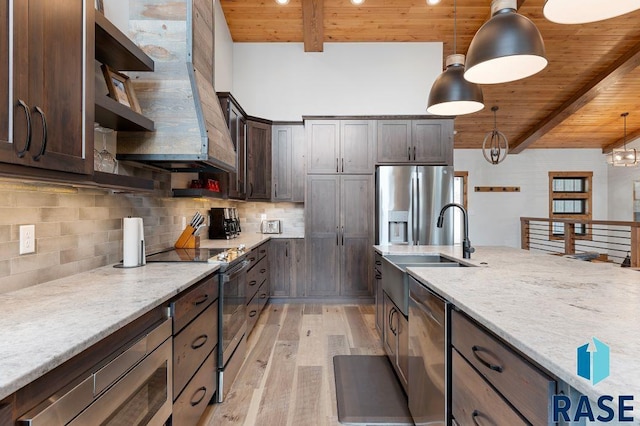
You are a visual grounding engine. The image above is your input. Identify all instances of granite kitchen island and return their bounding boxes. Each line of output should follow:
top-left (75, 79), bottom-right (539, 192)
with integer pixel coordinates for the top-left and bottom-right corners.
top-left (375, 245), bottom-right (640, 423)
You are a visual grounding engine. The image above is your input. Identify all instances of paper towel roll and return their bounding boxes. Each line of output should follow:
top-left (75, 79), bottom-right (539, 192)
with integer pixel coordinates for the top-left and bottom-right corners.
top-left (123, 217), bottom-right (145, 267)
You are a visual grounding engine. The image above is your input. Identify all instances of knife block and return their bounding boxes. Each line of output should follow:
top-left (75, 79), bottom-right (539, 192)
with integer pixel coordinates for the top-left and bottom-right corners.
top-left (174, 226), bottom-right (200, 249)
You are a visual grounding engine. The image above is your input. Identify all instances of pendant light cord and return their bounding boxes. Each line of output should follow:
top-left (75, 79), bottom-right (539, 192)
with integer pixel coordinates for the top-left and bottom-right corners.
top-left (622, 112), bottom-right (629, 150)
top-left (453, 0), bottom-right (457, 55)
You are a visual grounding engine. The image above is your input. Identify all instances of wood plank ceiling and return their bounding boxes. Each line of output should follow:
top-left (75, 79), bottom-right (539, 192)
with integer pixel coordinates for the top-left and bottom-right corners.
top-left (220, 0), bottom-right (640, 153)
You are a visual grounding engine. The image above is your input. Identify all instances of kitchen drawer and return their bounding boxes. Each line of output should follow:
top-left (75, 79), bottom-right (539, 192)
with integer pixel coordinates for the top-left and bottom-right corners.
top-left (172, 349), bottom-right (216, 426)
top-left (246, 256), bottom-right (268, 303)
top-left (256, 279), bottom-right (269, 314)
top-left (171, 274), bottom-right (218, 334)
top-left (247, 280), bottom-right (270, 336)
top-left (173, 301), bottom-right (218, 399)
top-left (256, 243), bottom-right (268, 261)
top-left (451, 310), bottom-right (554, 425)
top-left (452, 350), bottom-right (527, 426)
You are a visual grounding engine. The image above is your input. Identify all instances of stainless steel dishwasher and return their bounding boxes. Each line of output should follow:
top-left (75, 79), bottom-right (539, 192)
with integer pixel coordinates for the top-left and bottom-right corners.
top-left (408, 275), bottom-right (449, 426)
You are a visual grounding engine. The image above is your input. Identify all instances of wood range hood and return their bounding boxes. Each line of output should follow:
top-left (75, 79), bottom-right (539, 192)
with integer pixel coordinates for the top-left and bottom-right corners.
top-left (116, 0), bottom-right (236, 174)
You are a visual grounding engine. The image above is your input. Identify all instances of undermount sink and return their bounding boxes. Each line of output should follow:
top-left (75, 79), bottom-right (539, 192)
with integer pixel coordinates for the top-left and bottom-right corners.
top-left (381, 253), bottom-right (471, 316)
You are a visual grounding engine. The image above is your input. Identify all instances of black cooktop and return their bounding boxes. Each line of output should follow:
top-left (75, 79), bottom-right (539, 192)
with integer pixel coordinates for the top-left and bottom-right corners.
top-left (145, 248), bottom-right (226, 263)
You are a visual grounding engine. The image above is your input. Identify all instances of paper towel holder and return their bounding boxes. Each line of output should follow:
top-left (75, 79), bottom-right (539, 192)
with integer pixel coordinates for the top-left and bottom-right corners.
top-left (114, 217), bottom-right (146, 268)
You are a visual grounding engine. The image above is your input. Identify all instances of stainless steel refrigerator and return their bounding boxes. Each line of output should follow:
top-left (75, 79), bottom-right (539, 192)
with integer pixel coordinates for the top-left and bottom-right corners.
top-left (376, 165), bottom-right (454, 245)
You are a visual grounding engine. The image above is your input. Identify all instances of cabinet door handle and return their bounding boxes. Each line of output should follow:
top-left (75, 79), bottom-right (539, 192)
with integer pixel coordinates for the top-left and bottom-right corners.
top-left (336, 157), bottom-right (339, 173)
top-left (190, 386), bottom-right (207, 406)
top-left (32, 107), bottom-right (47, 161)
top-left (341, 158), bottom-right (344, 173)
top-left (413, 146), bottom-right (416, 161)
top-left (341, 226), bottom-right (344, 245)
top-left (471, 345), bottom-right (504, 373)
top-left (250, 183), bottom-right (254, 197)
top-left (16, 100), bottom-right (32, 158)
top-left (193, 294), bottom-right (209, 306)
top-left (471, 410), bottom-right (483, 426)
top-left (407, 147), bottom-right (411, 161)
top-left (249, 310), bottom-right (258, 318)
top-left (191, 334), bottom-right (208, 349)
top-left (285, 245), bottom-right (288, 257)
top-left (336, 226), bottom-right (339, 245)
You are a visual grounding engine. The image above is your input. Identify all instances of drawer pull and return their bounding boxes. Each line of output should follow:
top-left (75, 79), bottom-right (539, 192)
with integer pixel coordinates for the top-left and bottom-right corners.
top-left (249, 280), bottom-right (257, 287)
top-left (260, 293), bottom-right (267, 299)
top-left (259, 249), bottom-right (266, 254)
top-left (260, 268), bottom-right (266, 273)
top-left (190, 386), bottom-right (207, 406)
top-left (375, 260), bottom-right (382, 266)
top-left (471, 410), bottom-right (483, 426)
top-left (191, 334), bottom-right (208, 349)
top-left (471, 345), bottom-right (504, 373)
top-left (193, 294), bottom-right (209, 306)
top-left (249, 310), bottom-right (258, 318)
top-left (249, 256), bottom-right (256, 262)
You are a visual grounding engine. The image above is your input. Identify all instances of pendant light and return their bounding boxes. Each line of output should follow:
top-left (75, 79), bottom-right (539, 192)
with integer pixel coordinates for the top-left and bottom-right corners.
top-left (482, 106), bottom-right (508, 164)
top-left (464, 0), bottom-right (547, 84)
top-left (607, 112), bottom-right (637, 167)
top-left (543, 0), bottom-right (640, 24)
top-left (426, 0), bottom-right (484, 116)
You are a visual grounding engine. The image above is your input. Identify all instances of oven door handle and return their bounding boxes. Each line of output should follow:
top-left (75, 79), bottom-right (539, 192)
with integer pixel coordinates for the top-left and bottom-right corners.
top-left (221, 259), bottom-right (251, 282)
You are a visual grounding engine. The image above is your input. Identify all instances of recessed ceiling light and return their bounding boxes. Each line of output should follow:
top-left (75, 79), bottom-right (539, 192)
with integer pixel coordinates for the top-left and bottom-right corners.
top-left (351, 0), bottom-right (365, 5)
top-left (275, 0), bottom-right (289, 5)
top-left (427, 0), bottom-right (442, 5)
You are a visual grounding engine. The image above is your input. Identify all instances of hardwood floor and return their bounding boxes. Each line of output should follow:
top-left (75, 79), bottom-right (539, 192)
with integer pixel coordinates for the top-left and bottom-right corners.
top-left (200, 303), bottom-right (385, 425)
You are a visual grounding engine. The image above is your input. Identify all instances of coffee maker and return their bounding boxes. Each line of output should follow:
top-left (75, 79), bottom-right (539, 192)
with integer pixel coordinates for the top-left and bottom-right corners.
top-left (209, 208), bottom-right (240, 239)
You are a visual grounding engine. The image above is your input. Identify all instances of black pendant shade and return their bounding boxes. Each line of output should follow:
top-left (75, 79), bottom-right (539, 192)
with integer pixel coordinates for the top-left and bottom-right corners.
top-left (465, 0), bottom-right (547, 84)
top-left (427, 54), bottom-right (484, 116)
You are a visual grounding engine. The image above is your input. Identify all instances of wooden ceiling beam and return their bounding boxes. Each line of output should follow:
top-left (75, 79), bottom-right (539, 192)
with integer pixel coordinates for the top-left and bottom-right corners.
top-left (510, 40), bottom-right (640, 154)
top-left (302, 0), bottom-right (324, 52)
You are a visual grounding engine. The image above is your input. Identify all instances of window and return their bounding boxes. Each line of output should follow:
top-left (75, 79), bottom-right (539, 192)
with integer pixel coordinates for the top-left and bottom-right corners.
top-left (548, 171), bottom-right (592, 239)
top-left (453, 171), bottom-right (468, 245)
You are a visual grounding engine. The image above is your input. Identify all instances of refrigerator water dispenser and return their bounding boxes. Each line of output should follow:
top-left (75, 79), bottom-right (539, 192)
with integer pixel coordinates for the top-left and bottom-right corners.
top-left (388, 210), bottom-right (409, 243)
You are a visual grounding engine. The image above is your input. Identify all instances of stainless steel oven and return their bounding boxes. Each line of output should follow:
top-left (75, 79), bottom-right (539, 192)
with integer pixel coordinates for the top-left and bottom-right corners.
top-left (217, 258), bottom-right (250, 402)
top-left (19, 319), bottom-right (173, 426)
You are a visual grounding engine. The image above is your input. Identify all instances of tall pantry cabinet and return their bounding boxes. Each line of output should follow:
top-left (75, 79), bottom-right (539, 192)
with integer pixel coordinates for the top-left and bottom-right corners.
top-left (305, 120), bottom-right (375, 298)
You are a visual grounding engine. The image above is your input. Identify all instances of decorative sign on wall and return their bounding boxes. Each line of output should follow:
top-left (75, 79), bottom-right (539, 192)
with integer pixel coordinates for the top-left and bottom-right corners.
top-left (474, 186), bottom-right (521, 192)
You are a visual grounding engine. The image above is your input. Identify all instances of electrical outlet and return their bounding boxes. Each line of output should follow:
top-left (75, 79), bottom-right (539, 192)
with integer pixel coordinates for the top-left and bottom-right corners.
top-left (260, 214), bottom-right (267, 221)
top-left (19, 225), bottom-right (35, 255)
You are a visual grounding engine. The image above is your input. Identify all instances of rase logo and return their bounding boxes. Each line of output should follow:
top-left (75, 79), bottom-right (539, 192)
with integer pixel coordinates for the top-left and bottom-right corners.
top-left (577, 337), bottom-right (610, 385)
top-left (553, 338), bottom-right (635, 423)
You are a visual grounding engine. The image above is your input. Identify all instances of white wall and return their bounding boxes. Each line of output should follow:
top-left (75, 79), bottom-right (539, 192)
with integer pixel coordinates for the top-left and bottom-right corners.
top-left (454, 149), bottom-right (608, 247)
top-left (214, 0), bottom-right (234, 91)
top-left (232, 42), bottom-right (443, 120)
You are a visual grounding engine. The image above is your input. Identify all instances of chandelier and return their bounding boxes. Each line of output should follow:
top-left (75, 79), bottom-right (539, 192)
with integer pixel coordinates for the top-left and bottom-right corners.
top-left (482, 106), bottom-right (509, 165)
top-left (607, 112), bottom-right (637, 167)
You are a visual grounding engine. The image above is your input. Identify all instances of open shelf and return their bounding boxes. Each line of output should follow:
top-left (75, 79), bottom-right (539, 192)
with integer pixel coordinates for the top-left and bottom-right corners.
top-left (95, 95), bottom-right (155, 132)
top-left (95, 12), bottom-right (154, 71)
top-left (172, 188), bottom-right (226, 199)
top-left (92, 171), bottom-right (155, 191)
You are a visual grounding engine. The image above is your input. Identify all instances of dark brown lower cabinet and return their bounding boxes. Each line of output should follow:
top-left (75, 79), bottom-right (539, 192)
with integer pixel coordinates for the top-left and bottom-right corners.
top-left (269, 238), bottom-right (306, 298)
top-left (246, 242), bottom-right (270, 337)
top-left (374, 251), bottom-right (383, 335)
top-left (172, 350), bottom-right (217, 425)
top-left (383, 291), bottom-right (408, 391)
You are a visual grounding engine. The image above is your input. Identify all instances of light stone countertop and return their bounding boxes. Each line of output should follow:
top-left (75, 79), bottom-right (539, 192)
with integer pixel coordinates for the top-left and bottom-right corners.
top-left (376, 245), bottom-right (640, 418)
top-left (0, 262), bottom-right (219, 402)
top-left (200, 233), bottom-right (304, 251)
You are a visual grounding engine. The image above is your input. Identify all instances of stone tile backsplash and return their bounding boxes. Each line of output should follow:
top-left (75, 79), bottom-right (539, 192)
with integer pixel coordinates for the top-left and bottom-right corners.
top-left (0, 174), bottom-right (304, 294)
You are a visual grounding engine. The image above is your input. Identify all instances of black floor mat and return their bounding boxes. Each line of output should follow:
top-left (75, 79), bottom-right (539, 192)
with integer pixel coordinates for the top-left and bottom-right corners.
top-left (333, 355), bottom-right (413, 425)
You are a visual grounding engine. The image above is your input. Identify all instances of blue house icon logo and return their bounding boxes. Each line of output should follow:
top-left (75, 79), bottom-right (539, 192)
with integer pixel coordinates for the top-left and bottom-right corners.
top-left (577, 338), bottom-right (610, 385)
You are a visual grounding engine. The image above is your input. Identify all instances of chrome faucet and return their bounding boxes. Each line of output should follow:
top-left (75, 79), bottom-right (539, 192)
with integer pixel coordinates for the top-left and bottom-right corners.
top-left (437, 203), bottom-right (475, 259)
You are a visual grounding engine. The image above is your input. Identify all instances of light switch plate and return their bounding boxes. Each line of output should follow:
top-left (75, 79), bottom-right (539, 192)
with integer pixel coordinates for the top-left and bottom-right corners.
top-left (260, 214), bottom-right (267, 221)
top-left (19, 224), bottom-right (35, 255)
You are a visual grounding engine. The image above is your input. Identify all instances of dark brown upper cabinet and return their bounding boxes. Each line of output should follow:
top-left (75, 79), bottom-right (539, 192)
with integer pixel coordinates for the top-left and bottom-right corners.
top-left (376, 119), bottom-right (453, 166)
top-left (246, 119), bottom-right (272, 200)
top-left (306, 120), bottom-right (375, 175)
top-left (218, 93), bottom-right (247, 200)
top-left (272, 123), bottom-right (305, 203)
top-left (1, 0), bottom-right (93, 175)
top-left (0, 0), bottom-right (8, 148)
